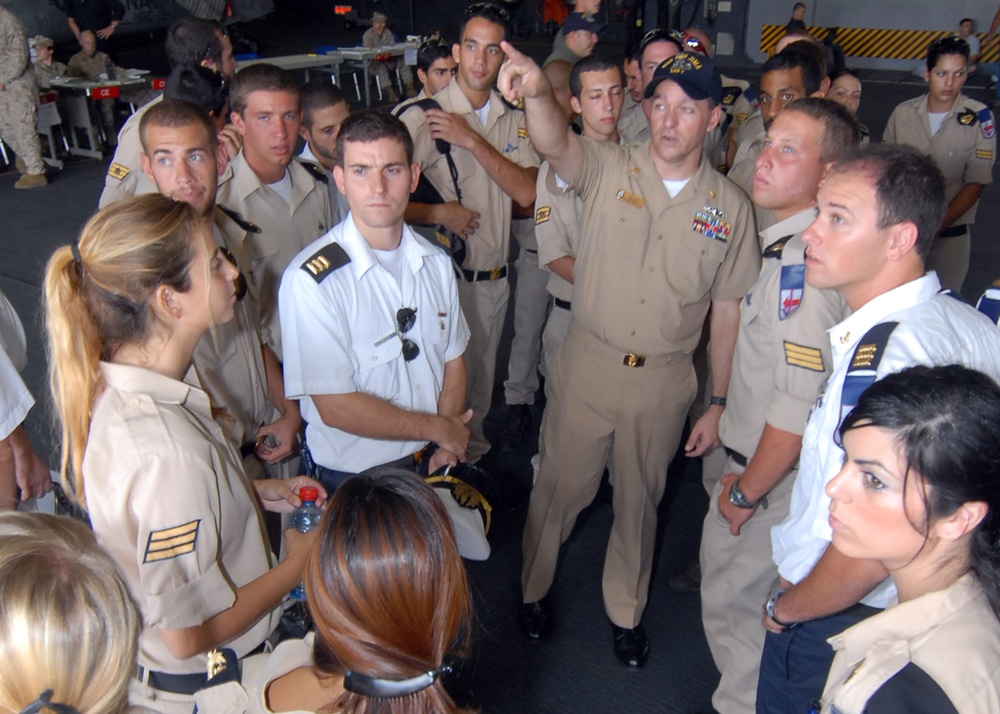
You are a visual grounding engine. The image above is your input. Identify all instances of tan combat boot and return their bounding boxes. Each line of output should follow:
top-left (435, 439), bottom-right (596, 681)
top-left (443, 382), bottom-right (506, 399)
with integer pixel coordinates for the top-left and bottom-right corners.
top-left (15, 173), bottom-right (48, 189)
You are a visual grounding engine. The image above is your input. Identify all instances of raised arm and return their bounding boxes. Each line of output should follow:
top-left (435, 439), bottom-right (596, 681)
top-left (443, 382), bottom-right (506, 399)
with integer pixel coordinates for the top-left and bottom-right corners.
top-left (497, 41), bottom-right (584, 186)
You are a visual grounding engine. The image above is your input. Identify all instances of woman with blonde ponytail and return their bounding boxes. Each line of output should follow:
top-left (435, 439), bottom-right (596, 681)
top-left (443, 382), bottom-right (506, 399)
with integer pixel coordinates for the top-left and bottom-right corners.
top-left (44, 194), bottom-right (326, 714)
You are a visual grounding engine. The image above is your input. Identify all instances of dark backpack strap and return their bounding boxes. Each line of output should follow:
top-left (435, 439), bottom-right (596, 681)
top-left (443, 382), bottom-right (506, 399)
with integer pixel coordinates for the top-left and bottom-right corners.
top-left (397, 98), bottom-right (462, 203)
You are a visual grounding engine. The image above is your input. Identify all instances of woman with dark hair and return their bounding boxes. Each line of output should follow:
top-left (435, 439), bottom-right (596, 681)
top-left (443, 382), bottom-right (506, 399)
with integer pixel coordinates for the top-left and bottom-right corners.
top-left (230, 468), bottom-right (474, 714)
top-left (819, 364), bottom-right (1000, 713)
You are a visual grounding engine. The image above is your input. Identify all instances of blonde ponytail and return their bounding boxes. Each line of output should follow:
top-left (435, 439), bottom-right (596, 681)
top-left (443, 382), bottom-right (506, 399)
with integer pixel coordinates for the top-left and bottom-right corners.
top-left (43, 195), bottom-right (201, 508)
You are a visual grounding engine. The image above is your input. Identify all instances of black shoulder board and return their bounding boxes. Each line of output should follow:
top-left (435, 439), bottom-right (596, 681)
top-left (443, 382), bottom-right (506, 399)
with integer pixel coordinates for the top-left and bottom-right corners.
top-left (217, 205), bottom-right (262, 234)
top-left (297, 159), bottom-right (329, 184)
top-left (301, 242), bottom-right (350, 283)
top-left (957, 109), bottom-right (978, 126)
top-left (721, 85), bottom-right (742, 106)
top-left (762, 234), bottom-right (794, 259)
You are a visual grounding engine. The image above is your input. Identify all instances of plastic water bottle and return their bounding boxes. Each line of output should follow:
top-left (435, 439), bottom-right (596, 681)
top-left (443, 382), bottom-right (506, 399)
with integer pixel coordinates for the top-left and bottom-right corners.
top-left (288, 486), bottom-right (321, 602)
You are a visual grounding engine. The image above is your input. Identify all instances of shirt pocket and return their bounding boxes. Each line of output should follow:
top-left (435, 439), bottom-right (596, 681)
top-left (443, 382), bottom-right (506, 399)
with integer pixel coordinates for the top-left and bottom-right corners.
top-left (664, 228), bottom-right (731, 302)
top-left (353, 333), bottom-right (403, 399)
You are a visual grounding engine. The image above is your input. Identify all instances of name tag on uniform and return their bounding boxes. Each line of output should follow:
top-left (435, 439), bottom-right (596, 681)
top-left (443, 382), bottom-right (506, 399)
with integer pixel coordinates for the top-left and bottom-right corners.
top-left (615, 189), bottom-right (644, 208)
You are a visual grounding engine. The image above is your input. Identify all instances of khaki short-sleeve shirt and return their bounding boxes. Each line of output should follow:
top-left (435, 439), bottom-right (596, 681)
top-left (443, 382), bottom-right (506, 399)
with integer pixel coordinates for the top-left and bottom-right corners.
top-left (570, 138), bottom-right (761, 356)
top-left (216, 151), bottom-right (332, 358)
top-left (400, 81), bottom-right (539, 271)
top-left (99, 95), bottom-right (161, 208)
top-left (883, 93), bottom-right (996, 226)
top-left (83, 363), bottom-right (280, 675)
top-left (534, 161), bottom-right (582, 302)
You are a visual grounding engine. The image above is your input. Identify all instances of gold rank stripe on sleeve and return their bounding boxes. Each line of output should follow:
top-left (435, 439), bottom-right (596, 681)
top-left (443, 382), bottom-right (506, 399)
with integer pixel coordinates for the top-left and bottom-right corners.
top-left (783, 341), bottom-right (825, 372)
top-left (518, 127), bottom-right (528, 139)
top-left (977, 150), bottom-right (994, 161)
top-left (535, 206), bottom-right (552, 225)
top-left (143, 519), bottom-right (201, 563)
top-left (107, 163), bottom-right (131, 180)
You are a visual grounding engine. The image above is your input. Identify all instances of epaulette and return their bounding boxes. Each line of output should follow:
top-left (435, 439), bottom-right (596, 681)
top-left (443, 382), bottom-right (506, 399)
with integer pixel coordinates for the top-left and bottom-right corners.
top-left (976, 279), bottom-right (1000, 325)
top-left (957, 108), bottom-right (979, 127)
top-left (297, 159), bottom-right (329, 184)
top-left (839, 321), bottom-right (898, 423)
top-left (301, 242), bottom-right (350, 283)
top-left (762, 234), bottom-right (794, 259)
top-left (721, 85), bottom-right (743, 107)
top-left (501, 94), bottom-right (525, 112)
top-left (217, 205), bottom-right (261, 234)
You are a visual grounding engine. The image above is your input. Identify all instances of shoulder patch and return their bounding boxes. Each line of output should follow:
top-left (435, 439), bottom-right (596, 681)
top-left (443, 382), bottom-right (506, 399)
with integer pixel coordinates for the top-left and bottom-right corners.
top-left (783, 341), bottom-right (824, 372)
top-left (535, 206), bottom-right (551, 225)
top-left (778, 263), bottom-right (805, 320)
top-left (217, 205), bottom-right (262, 234)
top-left (144, 519), bottom-right (200, 563)
top-left (977, 107), bottom-right (996, 139)
top-left (298, 159), bottom-right (329, 184)
top-left (301, 242), bottom-right (350, 283)
top-left (721, 85), bottom-right (742, 106)
top-left (107, 162), bottom-right (131, 181)
top-left (977, 149), bottom-right (994, 160)
top-left (762, 234), bottom-right (794, 259)
top-left (957, 109), bottom-right (977, 126)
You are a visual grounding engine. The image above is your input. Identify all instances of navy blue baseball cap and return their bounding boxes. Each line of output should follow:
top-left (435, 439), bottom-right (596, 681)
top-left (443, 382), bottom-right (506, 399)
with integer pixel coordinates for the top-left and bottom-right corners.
top-left (643, 51), bottom-right (723, 105)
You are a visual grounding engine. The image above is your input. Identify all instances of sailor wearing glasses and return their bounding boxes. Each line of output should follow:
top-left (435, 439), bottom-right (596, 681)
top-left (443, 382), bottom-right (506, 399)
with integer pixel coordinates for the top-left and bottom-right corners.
top-left (278, 111), bottom-right (471, 493)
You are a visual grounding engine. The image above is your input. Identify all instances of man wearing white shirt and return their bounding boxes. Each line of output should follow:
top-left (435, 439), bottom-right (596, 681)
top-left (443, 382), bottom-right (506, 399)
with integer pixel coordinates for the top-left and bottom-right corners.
top-left (758, 143), bottom-right (1000, 714)
top-left (279, 111), bottom-right (471, 489)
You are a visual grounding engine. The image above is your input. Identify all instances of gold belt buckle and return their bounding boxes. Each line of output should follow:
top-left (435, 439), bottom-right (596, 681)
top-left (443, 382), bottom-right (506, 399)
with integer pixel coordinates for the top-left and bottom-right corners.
top-left (489, 267), bottom-right (502, 280)
top-left (623, 352), bottom-right (645, 368)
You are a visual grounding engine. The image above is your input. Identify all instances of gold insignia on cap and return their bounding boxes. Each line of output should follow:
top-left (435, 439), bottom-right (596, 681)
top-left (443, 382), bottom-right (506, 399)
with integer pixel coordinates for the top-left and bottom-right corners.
top-left (535, 206), bottom-right (552, 225)
top-left (107, 162), bottom-right (131, 180)
top-left (143, 520), bottom-right (200, 563)
top-left (784, 341), bottom-right (825, 372)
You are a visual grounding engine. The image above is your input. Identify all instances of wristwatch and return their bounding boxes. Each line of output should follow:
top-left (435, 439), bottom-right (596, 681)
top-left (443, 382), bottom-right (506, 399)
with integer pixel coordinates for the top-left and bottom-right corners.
top-left (709, 395), bottom-right (727, 408)
top-left (765, 588), bottom-right (798, 630)
top-left (728, 478), bottom-right (759, 509)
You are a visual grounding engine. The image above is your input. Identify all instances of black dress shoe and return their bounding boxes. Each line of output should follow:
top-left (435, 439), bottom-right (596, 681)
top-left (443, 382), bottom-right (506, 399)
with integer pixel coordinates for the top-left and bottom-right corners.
top-left (612, 623), bottom-right (649, 668)
top-left (519, 599), bottom-right (552, 642)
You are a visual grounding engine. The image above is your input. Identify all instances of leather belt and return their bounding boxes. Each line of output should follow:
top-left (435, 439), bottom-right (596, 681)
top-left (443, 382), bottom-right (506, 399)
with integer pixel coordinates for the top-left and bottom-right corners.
top-left (937, 225), bottom-right (968, 239)
top-left (136, 641), bottom-right (267, 695)
top-left (724, 446), bottom-right (748, 467)
top-left (382, 442), bottom-right (434, 470)
top-left (461, 265), bottom-right (508, 282)
top-left (554, 298), bottom-right (571, 310)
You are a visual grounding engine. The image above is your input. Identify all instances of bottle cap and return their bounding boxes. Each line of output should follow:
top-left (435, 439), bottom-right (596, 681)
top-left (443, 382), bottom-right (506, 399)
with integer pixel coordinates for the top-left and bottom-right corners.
top-left (299, 486), bottom-right (319, 502)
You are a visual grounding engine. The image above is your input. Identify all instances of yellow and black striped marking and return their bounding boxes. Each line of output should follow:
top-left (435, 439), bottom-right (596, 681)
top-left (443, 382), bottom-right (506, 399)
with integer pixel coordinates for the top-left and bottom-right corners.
top-left (760, 25), bottom-right (1000, 62)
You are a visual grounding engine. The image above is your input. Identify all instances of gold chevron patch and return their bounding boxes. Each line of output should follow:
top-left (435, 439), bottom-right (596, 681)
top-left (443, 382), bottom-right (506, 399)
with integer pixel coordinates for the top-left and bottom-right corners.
top-left (144, 519), bottom-right (200, 563)
top-left (535, 206), bottom-right (551, 225)
top-left (107, 162), bottom-right (131, 180)
top-left (784, 341), bottom-right (825, 372)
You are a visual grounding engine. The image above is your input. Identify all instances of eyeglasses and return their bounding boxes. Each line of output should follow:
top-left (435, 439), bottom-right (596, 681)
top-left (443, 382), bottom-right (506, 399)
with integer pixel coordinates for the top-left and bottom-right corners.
top-left (638, 28), bottom-right (684, 55)
top-left (396, 307), bottom-right (420, 362)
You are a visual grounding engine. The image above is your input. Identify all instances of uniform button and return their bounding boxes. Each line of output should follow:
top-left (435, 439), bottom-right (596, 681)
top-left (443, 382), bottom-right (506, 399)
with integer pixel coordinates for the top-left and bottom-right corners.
top-left (630, 330), bottom-right (636, 336)
top-left (648, 267), bottom-right (653, 272)
top-left (372, 355), bottom-right (378, 362)
top-left (639, 299), bottom-right (645, 304)
top-left (619, 218), bottom-right (625, 223)
top-left (657, 235), bottom-right (663, 240)
top-left (130, 398), bottom-right (140, 408)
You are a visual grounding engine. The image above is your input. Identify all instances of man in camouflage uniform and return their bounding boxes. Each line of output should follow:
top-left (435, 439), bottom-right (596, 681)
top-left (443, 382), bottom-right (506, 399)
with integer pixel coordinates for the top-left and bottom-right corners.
top-left (0, 5), bottom-right (46, 189)
top-left (32, 36), bottom-right (66, 89)
top-left (362, 12), bottom-right (415, 103)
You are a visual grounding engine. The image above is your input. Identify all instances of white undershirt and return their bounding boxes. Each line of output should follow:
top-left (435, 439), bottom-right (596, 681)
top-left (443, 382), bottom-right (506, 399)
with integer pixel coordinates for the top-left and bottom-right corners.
top-left (372, 246), bottom-right (405, 289)
top-left (267, 170), bottom-right (292, 205)
top-left (928, 111), bottom-right (948, 135)
top-left (474, 98), bottom-right (491, 128)
top-left (663, 177), bottom-right (691, 198)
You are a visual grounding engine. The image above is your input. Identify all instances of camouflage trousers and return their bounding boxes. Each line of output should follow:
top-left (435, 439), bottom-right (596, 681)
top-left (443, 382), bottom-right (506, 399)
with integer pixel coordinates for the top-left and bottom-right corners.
top-left (0, 78), bottom-right (45, 175)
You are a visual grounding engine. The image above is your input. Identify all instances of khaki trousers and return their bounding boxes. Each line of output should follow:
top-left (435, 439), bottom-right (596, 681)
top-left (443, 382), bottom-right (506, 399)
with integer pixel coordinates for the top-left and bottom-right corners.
top-left (504, 223), bottom-right (550, 406)
top-left (522, 323), bottom-right (696, 627)
top-left (458, 277), bottom-right (509, 463)
top-left (699, 454), bottom-right (794, 714)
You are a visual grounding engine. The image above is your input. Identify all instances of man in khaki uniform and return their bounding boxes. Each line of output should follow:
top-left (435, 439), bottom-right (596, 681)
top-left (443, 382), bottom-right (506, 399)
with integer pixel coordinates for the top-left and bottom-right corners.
top-left (0, 5), bottom-right (46, 189)
top-left (140, 99), bottom-right (302, 477)
top-left (297, 79), bottom-right (351, 225)
top-left (500, 48), bottom-right (760, 666)
top-left (699, 99), bottom-right (857, 714)
top-left (217, 63), bottom-right (333, 361)
top-left (399, 2), bottom-right (538, 463)
top-left (99, 18), bottom-right (239, 208)
top-left (883, 35), bottom-right (996, 293)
